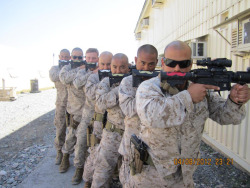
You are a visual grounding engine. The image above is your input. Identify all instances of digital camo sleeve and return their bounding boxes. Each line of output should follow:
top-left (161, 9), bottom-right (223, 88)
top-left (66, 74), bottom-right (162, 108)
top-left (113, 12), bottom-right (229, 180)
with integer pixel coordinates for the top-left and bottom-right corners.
top-left (49, 66), bottom-right (60, 82)
top-left (96, 77), bottom-right (119, 112)
top-left (119, 76), bottom-right (137, 118)
top-left (207, 91), bottom-right (246, 125)
top-left (73, 69), bottom-right (92, 90)
top-left (85, 73), bottom-right (99, 101)
top-left (59, 64), bottom-right (80, 85)
top-left (136, 77), bottom-right (194, 128)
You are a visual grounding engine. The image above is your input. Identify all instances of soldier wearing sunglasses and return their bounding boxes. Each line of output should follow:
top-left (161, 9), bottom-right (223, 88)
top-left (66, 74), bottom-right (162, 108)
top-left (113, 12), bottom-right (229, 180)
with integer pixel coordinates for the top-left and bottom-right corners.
top-left (59, 47), bottom-right (86, 174)
top-left (71, 48), bottom-right (100, 185)
top-left (130, 41), bottom-right (249, 187)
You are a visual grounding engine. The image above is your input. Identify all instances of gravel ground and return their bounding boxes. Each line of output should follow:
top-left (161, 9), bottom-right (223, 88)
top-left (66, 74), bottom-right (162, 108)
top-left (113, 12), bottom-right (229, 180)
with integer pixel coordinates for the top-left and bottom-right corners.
top-left (0, 88), bottom-right (249, 188)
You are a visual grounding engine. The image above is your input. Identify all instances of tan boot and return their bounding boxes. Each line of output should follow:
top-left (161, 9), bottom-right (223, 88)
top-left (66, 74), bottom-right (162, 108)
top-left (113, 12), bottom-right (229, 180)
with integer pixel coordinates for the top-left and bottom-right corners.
top-left (55, 150), bottom-right (63, 165)
top-left (83, 181), bottom-right (91, 188)
top-left (72, 168), bottom-right (84, 185)
top-left (59, 153), bottom-right (70, 173)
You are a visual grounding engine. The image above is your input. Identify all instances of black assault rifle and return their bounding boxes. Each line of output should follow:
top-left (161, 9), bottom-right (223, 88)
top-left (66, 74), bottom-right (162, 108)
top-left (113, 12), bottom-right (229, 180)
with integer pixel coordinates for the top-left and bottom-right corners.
top-left (85, 62), bottom-right (97, 71)
top-left (70, 60), bottom-right (85, 69)
top-left (160, 58), bottom-right (250, 91)
top-left (109, 73), bottom-right (130, 87)
top-left (132, 69), bottom-right (160, 87)
top-left (58, 60), bottom-right (70, 69)
top-left (98, 70), bottom-right (111, 81)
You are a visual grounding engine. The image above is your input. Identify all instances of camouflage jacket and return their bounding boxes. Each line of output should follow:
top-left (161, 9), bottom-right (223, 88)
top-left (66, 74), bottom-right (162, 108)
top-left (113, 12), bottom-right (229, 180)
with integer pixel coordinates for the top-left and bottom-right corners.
top-left (49, 65), bottom-right (67, 106)
top-left (136, 76), bottom-right (246, 187)
top-left (118, 75), bottom-right (140, 157)
top-left (96, 77), bottom-right (125, 130)
top-left (59, 64), bottom-right (85, 122)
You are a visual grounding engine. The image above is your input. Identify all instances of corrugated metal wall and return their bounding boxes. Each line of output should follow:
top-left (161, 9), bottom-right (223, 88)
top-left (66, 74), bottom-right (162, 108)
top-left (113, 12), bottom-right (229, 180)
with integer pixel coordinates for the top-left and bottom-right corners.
top-left (136, 0), bottom-right (250, 172)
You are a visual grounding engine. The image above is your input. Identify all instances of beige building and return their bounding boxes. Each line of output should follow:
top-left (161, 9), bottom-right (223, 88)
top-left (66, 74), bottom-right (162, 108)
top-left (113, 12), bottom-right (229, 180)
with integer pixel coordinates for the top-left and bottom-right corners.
top-left (135, 0), bottom-right (250, 172)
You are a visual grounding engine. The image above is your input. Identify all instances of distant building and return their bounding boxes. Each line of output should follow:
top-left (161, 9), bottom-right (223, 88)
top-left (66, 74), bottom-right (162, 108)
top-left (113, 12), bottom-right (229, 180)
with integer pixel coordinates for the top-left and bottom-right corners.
top-left (135, 0), bottom-right (250, 172)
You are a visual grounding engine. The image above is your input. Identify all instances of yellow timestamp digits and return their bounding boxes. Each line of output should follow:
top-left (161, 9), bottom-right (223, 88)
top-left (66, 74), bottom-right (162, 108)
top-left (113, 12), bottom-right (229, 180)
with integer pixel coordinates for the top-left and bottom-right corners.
top-left (173, 158), bottom-right (212, 166)
top-left (174, 158), bottom-right (234, 166)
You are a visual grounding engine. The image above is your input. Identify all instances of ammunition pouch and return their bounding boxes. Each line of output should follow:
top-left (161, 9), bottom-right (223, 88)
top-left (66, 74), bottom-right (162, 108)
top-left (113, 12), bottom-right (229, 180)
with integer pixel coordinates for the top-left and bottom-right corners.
top-left (87, 125), bottom-right (101, 147)
top-left (105, 121), bottom-right (124, 136)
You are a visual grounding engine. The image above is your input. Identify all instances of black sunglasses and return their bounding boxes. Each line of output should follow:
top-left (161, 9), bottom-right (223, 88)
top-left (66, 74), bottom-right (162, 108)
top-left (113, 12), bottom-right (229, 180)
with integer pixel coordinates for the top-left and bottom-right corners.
top-left (162, 58), bottom-right (192, 68)
top-left (72, 56), bottom-right (83, 60)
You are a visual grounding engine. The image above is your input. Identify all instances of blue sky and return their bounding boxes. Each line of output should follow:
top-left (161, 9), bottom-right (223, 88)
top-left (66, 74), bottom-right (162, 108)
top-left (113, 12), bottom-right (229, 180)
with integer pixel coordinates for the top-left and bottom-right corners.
top-left (0, 0), bottom-right (145, 77)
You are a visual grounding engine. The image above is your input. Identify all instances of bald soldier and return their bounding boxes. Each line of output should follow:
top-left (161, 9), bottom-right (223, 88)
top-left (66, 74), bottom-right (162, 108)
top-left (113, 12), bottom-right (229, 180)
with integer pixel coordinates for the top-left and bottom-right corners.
top-left (91, 53), bottom-right (130, 188)
top-left (118, 44), bottom-right (158, 187)
top-left (59, 47), bottom-right (86, 173)
top-left (49, 49), bottom-right (71, 165)
top-left (71, 48), bottom-right (99, 184)
top-left (82, 51), bottom-right (113, 188)
top-left (131, 40), bottom-right (249, 187)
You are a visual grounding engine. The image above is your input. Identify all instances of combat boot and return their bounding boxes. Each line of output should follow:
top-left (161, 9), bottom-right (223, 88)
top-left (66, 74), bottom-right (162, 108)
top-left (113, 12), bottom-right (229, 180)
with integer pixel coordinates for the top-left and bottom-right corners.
top-left (59, 153), bottom-right (70, 173)
top-left (72, 167), bottom-right (84, 185)
top-left (55, 150), bottom-right (63, 165)
top-left (83, 181), bottom-right (91, 188)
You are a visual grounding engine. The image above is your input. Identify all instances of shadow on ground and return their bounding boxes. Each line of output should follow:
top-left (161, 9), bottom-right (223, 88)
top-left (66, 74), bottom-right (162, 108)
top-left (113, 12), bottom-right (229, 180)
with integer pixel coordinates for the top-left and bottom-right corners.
top-left (0, 109), bottom-right (55, 161)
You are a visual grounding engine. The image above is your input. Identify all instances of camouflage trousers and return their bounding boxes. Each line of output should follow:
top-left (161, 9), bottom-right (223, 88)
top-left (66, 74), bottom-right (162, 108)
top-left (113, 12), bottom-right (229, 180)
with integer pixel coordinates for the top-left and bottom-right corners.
top-left (73, 107), bottom-right (94, 168)
top-left (54, 104), bottom-right (67, 151)
top-left (129, 165), bottom-right (185, 188)
top-left (62, 126), bottom-right (77, 154)
top-left (82, 120), bottom-right (104, 182)
top-left (119, 156), bottom-right (130, 188)
top-left (91, 129), bottom-right (122, 188)
top-left (82, 144), bottom-right (99, 182)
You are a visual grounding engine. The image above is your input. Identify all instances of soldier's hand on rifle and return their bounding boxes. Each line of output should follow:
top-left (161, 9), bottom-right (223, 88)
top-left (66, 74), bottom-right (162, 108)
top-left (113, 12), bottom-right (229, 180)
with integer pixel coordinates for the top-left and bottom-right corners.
top-left (229, 84), bottom-right (249, 105)
top-left (188, 83), bottom-right (220, 103)
top-left (79, 64), bottom-right (86, 69)
top-left (92, 66), bottom-right (99, 73)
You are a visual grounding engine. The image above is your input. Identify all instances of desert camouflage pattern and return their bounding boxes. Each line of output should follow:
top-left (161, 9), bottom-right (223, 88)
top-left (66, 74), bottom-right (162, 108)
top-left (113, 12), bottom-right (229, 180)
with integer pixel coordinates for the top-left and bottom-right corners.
top-left (81, 73), bottom-right (103, 181)
top-left (133, 76), bottom-right (246, 187)
top-left (91, 77), bottom-right (125, 188)
top-left (59, 64), bottom-right (85, 122)
top-left (59, 64), bottom-right (85, 154)
top-left (74, 72), bottom-right (96, 168)
top-left (49, 65), bottom-right (67, 150)
top-left (118, 75), bottom-right (140, 186)
top-left (83, 145), bottom-right (98, 183)
top-left (92, 129), bottom-right (122, 188)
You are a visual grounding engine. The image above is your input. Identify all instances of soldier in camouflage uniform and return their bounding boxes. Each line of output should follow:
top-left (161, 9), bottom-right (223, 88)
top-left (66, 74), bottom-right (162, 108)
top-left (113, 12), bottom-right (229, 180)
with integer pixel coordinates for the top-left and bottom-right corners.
top-left (59, 47), bottom-right (86, 173)
top-left (91, 53), bottom-right (130, 188)
top-left (118, 44), bottom-right (158, 187)
top-left (49, 49), bottom-right (71, 165)
top-left (71, 48), bottom-right (100, 184)
top-left (130, 41), bottom-right (249, 188)
top-left (82, 51), bottom-right (113, 188)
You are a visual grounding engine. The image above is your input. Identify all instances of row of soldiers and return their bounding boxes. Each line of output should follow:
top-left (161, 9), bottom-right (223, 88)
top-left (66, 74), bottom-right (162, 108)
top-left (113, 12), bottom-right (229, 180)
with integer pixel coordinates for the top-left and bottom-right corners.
top-left (49, 41), bottom-right (249, 188)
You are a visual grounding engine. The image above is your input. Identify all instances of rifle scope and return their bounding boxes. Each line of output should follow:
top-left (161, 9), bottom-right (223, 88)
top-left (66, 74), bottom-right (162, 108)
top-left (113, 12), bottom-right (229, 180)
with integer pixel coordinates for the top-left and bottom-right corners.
top-left (197, 58), bottom-right (232, 67)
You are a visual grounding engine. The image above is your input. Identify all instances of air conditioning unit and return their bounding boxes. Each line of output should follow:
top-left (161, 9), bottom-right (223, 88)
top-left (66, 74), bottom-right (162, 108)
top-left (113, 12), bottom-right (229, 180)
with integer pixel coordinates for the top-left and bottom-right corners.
top-left (141, 17), bottom-right (149, 29)
top-left (135, 32), bottom-right (141, 40)
top-left (152, 0), bottom-right (164, 8)
top-left (190, 42), bottom-right (207, 59)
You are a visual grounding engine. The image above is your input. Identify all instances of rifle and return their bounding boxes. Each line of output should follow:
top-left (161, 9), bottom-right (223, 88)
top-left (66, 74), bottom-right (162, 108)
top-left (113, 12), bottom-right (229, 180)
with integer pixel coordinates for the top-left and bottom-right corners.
top-left (109, 73), bottom-right (130, 87)
top-left (85, 62), bottom-right (97, 71)
top-left (132, 69), bottom-right (160, 87)
top-left (160, 57), bottom-right (250, 91)
top-left (58, 60), bottom-right (70, 69)
top-left (70, 60), bottom-right (85, 69)
top-left (98, 70), bottom-right (111, 81)
top-left (130, 134), bottom-right (149, 162)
